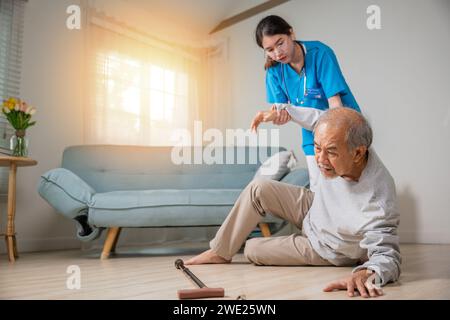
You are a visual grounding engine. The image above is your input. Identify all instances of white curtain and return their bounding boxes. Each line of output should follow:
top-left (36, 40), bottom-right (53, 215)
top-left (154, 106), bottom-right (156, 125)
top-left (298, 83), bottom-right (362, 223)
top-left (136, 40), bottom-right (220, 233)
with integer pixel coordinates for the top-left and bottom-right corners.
top-left (80, 8), bottom-right (230, 247)
top-left (202, 37), bottom-right (231, 133)
top-left (84, 10), bottom-right (202, 146)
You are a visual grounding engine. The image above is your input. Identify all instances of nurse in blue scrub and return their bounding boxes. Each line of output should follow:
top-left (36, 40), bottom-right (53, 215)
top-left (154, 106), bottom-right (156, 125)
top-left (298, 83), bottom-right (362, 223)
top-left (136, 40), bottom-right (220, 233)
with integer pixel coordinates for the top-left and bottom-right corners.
top-left (252, 15), bottom-right (360, 191)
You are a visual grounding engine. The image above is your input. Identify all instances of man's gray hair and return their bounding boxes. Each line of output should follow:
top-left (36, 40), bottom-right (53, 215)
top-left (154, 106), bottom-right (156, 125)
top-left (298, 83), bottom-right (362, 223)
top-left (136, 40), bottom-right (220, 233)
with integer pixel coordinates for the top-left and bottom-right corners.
top-left (313, 107), bottom-right (373, 150)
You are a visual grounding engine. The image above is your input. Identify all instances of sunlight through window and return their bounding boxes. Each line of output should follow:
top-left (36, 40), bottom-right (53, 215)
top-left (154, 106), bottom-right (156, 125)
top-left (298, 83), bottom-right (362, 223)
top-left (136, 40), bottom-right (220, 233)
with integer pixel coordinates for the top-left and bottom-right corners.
top-left (100, 52), bottom-right (188, 122)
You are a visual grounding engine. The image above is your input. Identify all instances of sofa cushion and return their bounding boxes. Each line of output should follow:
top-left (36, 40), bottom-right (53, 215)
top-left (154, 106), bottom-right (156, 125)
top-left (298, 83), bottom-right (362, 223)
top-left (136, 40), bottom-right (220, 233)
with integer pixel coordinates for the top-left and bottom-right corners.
top-left (38, 168), bottom-right (95, 219)
top-left (279, 167), bottom-right (310, 187)
top-left (90, 189), bottom-right (241, 209)
top-left (88, 189), bottom-right (283, 227)
top-left (253, 150), bottom-right (297, 180)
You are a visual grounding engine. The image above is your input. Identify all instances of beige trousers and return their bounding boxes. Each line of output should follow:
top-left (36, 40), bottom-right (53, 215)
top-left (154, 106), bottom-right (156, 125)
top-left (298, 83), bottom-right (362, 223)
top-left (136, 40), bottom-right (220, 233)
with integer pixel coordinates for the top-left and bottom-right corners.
top-left (210, 178), bottom-right (332, 266)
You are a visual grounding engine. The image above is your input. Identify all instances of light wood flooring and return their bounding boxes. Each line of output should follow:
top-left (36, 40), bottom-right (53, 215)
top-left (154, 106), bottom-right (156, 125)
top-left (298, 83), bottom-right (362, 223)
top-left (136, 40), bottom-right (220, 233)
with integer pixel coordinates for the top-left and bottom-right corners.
top-left (1, 243), bottom-right (449, 299)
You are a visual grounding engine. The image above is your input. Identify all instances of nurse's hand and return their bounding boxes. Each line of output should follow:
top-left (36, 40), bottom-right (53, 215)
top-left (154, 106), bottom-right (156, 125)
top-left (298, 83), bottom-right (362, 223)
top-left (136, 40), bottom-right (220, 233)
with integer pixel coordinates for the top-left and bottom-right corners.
top-left (271, 104), bottom-right (291, 125)
top-left (251, 110), bottom-right (278, 132)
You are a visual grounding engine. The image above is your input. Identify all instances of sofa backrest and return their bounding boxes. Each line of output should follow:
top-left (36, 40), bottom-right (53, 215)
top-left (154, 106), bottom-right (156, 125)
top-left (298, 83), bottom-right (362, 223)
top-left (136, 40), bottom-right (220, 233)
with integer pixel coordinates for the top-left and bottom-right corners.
top-left (62, 145), bottom-right (286, 192)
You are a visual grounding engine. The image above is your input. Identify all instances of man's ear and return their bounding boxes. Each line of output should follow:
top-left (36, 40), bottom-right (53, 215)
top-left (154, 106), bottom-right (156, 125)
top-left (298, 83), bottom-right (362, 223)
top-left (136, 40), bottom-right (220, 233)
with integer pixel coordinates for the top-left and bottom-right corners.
top-left (353, 146), bottom-right (368, 163)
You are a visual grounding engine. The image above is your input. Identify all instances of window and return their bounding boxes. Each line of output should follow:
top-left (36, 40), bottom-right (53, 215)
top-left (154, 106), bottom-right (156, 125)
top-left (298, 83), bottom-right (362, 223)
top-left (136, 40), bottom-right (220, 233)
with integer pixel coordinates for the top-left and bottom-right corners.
top-left (85, 17), bottom-right (199, 146)
top-left (93, 51), bottom-right (189, 145)
top-left (0, 0), bottom-right (25, 195)
top-left (0, 0), bottom-right (25, 153)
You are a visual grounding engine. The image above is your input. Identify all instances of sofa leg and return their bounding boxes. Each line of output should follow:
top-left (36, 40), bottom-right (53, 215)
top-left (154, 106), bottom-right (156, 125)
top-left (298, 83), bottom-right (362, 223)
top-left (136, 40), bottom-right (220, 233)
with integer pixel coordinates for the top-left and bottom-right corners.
top-left (259, 223), bottom-right (271, 237)
top-left (111, 227), bottom-right (122, 253)
top-left (101, 227), bottom-right (121, 260)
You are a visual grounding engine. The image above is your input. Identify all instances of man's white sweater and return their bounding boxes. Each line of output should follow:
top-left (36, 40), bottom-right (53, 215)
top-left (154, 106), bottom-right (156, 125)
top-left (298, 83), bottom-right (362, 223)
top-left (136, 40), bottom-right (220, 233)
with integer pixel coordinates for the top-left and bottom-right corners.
top-left (282, 104), bottom-right (401, 285)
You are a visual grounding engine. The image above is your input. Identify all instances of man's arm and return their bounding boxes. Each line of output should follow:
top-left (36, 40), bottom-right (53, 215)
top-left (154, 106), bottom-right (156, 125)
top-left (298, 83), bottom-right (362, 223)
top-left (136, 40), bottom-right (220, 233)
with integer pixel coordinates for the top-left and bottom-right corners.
top-left (328, 94), bottom-right (344, 108)
top-left (252, 94), bottom-right (342, 131)
top-left (250, 104), bottom-right (325, 132)
top-left (323, 203), bottom-right (401, 298)
top-left (279, 104), bottom-right (324, 130)
top-left (271, 94), bottom-right (343, 125)
top-left (284, 94), bottom-right (343, 126)
top-left (352, 217), bottom-right (402, 286)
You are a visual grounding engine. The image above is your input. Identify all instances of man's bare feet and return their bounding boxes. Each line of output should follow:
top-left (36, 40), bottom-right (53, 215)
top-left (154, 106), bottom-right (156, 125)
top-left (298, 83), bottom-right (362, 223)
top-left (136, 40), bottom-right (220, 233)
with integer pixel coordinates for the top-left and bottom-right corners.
top-left (185, 249), bottom-right (231, 265)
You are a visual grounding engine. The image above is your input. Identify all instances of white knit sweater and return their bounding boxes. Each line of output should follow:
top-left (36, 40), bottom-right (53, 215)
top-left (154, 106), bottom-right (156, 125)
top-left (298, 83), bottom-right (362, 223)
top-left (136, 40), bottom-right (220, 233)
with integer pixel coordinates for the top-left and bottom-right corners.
top-left (284, 104), bottom-right (401, 285)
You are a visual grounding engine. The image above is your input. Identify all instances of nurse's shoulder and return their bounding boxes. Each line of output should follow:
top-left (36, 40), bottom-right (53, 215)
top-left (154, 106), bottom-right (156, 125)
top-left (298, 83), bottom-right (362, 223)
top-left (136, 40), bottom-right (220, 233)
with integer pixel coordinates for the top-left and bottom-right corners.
top-left (303, 40), bottom-right (336, 57)
top-left (265, 60), bottom-right (283, 81)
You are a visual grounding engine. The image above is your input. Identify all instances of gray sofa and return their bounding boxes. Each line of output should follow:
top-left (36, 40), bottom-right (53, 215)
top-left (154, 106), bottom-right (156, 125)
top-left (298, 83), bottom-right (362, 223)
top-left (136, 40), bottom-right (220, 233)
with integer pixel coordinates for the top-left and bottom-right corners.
top-left (38, 145), bottom-right (309, 259)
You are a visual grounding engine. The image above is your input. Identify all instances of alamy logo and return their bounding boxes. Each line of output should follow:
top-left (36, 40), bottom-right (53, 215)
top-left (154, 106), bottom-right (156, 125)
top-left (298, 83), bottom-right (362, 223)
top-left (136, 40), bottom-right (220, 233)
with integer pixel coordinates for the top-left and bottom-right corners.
top-left (366, 5), bottom-right (381, 30)
top-left (170, 121), bottom-right (282, 175)
top-left (66, 5), bottom-right (81, 30)
top-left (66, 265), bottom-right (81, 290)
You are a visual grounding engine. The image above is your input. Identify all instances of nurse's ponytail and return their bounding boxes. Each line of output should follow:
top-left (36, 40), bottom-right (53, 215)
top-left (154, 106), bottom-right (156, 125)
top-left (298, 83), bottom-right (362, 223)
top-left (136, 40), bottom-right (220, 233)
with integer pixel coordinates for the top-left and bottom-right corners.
top-left (255, 15), bottom-right (293, 70)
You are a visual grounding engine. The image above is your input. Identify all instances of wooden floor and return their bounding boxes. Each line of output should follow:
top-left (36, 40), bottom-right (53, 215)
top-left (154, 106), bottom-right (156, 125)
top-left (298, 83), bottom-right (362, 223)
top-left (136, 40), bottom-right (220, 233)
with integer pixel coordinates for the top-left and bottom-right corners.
top-left (1, 243), bottom-right (449, 300)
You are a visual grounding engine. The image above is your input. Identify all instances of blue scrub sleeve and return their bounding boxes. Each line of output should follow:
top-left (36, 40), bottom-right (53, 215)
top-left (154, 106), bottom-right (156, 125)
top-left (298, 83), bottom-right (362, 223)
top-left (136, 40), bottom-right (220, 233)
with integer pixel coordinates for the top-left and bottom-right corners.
top-left (317, 47), bottom-right (348, 99)
top-left (266, 67), bottom-right (289, 103)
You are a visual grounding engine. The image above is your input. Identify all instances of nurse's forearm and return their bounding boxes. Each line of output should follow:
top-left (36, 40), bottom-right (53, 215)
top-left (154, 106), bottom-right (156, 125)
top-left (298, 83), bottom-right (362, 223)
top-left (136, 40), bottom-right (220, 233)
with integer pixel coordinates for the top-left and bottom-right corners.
top-left (276, 104), bottom-right (324, 130)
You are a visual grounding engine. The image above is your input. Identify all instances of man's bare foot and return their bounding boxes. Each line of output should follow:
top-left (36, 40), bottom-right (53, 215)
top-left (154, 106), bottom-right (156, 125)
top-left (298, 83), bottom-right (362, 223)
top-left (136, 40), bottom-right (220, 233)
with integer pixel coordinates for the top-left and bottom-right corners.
top-left (185, 249), bottom-right (231, 265)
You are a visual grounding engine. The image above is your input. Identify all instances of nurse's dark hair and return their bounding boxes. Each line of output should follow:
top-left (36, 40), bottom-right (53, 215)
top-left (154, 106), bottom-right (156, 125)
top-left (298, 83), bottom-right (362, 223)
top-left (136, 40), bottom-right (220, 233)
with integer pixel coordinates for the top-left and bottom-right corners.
top-left (255, 15), bottom-right (293, 70)
top-left (313, 107), bottom-right (373, 151)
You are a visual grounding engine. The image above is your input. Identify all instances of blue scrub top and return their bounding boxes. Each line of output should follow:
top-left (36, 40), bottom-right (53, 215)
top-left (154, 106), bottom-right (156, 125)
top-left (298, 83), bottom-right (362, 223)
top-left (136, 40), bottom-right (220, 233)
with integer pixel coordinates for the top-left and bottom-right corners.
top-left (266, 41), bottom-right (360, 156)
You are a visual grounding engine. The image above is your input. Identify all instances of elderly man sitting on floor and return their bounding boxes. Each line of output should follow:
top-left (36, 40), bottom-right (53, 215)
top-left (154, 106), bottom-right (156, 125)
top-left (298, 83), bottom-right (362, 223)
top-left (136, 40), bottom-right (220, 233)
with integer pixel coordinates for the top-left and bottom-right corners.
top-left (186, 106), bottom-right (401, 298)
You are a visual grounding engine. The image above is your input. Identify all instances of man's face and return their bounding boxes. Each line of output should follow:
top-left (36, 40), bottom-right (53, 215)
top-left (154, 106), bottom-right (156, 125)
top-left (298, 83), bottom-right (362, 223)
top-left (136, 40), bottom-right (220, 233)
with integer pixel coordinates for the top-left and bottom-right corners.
top-left (314, 123), bottom-right (356, 179)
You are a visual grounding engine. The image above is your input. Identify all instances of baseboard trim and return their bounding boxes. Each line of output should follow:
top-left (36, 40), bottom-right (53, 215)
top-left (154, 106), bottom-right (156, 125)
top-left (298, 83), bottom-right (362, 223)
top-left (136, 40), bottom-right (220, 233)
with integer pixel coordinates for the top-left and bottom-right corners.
top-left (0, 237), bottom-right (81, 254)
top-left (1, 230), bottom-right (448, 254)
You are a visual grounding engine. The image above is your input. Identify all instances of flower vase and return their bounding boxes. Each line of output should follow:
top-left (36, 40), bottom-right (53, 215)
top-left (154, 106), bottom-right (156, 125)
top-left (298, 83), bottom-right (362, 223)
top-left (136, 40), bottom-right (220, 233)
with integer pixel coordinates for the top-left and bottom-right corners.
top-left (10, 130), bottom-right (29, 157)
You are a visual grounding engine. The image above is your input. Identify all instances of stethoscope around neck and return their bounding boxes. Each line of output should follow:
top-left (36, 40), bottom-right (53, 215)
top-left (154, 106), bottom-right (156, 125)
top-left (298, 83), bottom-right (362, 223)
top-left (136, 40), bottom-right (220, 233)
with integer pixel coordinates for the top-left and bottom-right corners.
top-left (281, 42), bottom-right (307, 105)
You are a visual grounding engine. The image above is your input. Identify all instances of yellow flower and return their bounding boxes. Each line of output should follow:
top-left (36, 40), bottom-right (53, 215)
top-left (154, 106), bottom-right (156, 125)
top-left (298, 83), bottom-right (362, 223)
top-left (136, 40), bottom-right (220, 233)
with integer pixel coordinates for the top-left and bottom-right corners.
top-left (3, 97), bottom-right (17, 110)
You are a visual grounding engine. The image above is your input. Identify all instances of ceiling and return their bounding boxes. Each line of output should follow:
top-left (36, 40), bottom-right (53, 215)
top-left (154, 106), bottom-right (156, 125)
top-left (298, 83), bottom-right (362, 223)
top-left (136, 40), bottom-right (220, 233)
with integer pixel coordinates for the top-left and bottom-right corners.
top-left (88, 0), bottom-right (274, 45)
top-left (119, 0), bottom-right (268, 36)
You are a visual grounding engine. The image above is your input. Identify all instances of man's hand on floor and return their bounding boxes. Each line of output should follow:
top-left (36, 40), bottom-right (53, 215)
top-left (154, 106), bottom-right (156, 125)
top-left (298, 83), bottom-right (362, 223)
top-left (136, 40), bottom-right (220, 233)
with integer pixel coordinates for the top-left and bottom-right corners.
top-left (323, 269), bottom-right (383, 298)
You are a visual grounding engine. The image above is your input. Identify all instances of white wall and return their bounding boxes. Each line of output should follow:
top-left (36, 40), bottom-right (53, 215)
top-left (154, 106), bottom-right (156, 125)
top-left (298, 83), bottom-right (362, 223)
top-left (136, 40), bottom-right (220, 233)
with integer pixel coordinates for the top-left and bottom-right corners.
top-left (213, 0), bottom-right (450, 243)
top-left (0, 0), bottom-right (85, 253)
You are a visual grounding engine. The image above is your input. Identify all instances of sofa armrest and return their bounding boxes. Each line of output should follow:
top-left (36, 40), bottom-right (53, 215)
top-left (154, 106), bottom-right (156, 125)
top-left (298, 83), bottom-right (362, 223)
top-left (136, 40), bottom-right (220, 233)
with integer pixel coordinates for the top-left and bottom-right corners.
top-left (280, 167), bottom-right (310, 188)
top-left (37, 168), bottom-right (102, 241)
